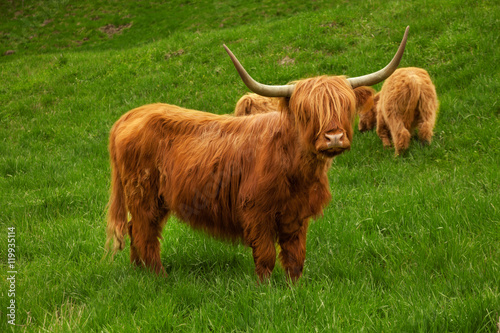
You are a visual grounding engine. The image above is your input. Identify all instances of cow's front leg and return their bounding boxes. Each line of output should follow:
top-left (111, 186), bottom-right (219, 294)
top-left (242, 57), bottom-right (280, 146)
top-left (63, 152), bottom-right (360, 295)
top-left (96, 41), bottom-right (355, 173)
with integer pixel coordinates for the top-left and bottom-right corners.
top-left (244, 219), bottom-right (277, 282)
top-left (251, 236), bottom-right (276, 282)
top-left (279, 220), bottom-right (309, 283)
top-left (243, 209), bottom-right (278, 282)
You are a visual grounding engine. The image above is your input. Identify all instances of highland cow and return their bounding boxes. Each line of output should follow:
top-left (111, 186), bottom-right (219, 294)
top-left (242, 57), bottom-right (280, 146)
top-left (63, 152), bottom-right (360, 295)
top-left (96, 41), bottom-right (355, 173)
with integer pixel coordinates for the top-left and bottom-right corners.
top-left (106, 27), bottom-right (408, 282)
top-left (376, 67), bottom-right (438, 155)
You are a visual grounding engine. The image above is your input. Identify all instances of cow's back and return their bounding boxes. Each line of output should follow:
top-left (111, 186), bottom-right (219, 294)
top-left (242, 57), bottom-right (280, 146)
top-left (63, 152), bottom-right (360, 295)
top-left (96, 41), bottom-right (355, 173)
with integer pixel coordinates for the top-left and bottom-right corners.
top-left (379, 68), bottom-right (430, 123)
top-left (112, 105), bottom-right (295, 242)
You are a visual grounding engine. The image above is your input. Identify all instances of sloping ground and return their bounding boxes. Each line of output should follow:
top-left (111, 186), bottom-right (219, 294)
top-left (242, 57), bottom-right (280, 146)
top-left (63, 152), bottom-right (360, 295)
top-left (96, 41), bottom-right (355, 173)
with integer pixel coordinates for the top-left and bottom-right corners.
top-left (0, 0), bottom-right (498, 331)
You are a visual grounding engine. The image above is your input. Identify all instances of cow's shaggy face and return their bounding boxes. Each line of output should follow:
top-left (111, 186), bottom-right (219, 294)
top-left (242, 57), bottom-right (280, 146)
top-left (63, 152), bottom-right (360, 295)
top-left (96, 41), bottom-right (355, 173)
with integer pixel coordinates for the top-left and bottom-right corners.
top-left (280, 76), bottom-right (356, 158)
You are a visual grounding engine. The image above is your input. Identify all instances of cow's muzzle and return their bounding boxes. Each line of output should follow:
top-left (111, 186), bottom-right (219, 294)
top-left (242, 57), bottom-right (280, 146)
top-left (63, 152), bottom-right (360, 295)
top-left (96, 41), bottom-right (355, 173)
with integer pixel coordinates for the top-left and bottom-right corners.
top-left (324, 132), bottom-right (350, 150)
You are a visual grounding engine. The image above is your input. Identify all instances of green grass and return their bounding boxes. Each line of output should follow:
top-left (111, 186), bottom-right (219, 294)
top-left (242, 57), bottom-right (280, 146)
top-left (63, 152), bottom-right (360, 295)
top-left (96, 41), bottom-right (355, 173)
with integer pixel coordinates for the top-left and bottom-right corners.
top-left (1, 0), bottom-right (499, 331)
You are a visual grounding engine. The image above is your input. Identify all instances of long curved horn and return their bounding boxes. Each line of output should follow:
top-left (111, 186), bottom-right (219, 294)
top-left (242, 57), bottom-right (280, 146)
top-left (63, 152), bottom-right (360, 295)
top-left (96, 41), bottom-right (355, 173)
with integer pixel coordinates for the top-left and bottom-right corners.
top-left (225, 26), bottom-right (408, 95)
top-left (223, 44), bottom-right (295, 97)
top-left (347, 26), bottom-right (409, 88)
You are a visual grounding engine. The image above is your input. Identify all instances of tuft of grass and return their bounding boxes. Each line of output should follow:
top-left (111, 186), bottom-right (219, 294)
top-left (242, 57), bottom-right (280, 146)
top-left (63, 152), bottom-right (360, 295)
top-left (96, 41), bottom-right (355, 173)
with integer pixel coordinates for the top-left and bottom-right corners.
top-left (1, 0), bottom-right (499, 331)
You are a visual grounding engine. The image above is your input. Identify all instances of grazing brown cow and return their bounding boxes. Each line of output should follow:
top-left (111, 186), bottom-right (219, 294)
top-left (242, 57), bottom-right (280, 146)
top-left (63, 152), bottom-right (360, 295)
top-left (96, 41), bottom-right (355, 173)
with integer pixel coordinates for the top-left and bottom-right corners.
top-left (355, 68), bottom-right (438, 155)
top-left (376, 67), bottom-right (438, 155)
top-left (106, 27), bottom-right (408, 282)
top-left (354, 86), bottom-right (377, 132)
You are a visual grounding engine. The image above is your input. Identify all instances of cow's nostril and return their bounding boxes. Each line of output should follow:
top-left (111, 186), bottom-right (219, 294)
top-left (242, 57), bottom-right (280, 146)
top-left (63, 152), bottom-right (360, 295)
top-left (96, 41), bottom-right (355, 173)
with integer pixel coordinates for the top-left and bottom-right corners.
top-left (325, 133), bottom-right (344, 148)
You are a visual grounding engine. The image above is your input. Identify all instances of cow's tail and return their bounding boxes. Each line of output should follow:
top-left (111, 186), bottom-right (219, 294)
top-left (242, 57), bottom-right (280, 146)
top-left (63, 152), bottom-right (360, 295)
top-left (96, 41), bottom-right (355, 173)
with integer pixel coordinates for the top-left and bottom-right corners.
top-left (403, 77), bottom-right (421, 129)
top-left (105, 152), bottom-right (128, 257)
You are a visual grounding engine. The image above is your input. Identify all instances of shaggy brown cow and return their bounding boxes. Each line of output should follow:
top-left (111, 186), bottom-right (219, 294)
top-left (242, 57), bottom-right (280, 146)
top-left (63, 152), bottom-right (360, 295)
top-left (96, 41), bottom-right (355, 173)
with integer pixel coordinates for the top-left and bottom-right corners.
top-left (354, 67), bottom-right (438, 155)
top-left (376, 67), bottom-right (438, 155)
top-left (106, 27), bottom-right (408, 281)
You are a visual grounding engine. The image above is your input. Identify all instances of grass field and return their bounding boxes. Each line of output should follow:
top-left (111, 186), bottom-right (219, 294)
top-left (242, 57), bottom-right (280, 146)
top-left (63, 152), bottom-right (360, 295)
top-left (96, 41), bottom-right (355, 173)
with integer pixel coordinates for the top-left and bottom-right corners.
top-left (1, 0), bottom-right (499, 331)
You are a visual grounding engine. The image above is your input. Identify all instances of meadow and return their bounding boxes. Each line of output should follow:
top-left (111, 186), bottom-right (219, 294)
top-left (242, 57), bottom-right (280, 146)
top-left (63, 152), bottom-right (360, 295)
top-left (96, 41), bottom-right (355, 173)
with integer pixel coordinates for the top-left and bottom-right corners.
top-left (0, 0), bottom-right (499, 331)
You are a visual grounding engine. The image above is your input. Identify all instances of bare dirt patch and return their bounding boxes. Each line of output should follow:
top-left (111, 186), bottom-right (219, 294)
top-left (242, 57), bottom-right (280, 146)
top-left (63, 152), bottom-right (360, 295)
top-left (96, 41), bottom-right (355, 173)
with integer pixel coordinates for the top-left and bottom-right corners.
top-left (320, 21), bottom-right (339, 28)
top-left (164, 49), bottom-right (185, 60)
top-left (278, 55), bottom-right (295, 66)
top-left (99, 23), bottom-right (133, 38)
top-left (41, 19), bottom-right (53, 27)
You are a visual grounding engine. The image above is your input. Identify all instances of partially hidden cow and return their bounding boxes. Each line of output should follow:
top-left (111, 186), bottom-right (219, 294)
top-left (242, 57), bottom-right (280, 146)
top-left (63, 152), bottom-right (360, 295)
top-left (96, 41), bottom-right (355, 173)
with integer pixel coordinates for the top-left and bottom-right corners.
top-left (234, 93), bottom-right (280, 116)
top-left (354, 86), bottom-right (377, 132)
top-left (106, 27), bottom-right (409, 282)
top-left (356, 67), bottom-right (438, 155)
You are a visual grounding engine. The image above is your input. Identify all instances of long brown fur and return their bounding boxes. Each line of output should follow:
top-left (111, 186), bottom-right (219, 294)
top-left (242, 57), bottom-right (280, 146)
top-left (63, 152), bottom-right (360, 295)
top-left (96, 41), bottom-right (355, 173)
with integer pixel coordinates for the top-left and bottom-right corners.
top-left (356, 67), bottom-right (438, 155)
top-left (107, 76), bottom-right (356, 282)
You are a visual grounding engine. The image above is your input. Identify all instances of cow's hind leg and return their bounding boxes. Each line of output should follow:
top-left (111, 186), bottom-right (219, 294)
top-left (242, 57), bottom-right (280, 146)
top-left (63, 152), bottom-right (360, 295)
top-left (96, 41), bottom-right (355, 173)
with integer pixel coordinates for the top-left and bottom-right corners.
top-left (394, 126), bottom-right (411, 156)
top-left (416, 98), bottom-right (438, 145)
top-left (417, 121), bottom-right (434, 145)
top-left (279, 221), bottom-right (309, 283)
top-left (382, 104), bottom-right (411, 156)
top-left (376, 111), bottom-right (392, 148)
top-left (413, 82), bottom-right (438, 145)
top-left (128, 220), bottom-right (141, 267)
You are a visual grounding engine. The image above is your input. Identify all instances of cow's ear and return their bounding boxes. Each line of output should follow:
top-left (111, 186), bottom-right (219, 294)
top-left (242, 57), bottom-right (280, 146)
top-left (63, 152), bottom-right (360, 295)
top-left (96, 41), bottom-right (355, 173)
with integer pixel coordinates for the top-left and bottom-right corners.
top-left (234, 94), bottom-right (253, 116)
